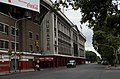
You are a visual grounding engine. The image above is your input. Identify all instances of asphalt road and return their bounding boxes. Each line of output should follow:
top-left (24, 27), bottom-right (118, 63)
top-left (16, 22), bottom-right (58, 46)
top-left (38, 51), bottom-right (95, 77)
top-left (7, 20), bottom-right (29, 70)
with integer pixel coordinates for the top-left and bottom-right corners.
top-left (1, 63), bottom-right (120, 79)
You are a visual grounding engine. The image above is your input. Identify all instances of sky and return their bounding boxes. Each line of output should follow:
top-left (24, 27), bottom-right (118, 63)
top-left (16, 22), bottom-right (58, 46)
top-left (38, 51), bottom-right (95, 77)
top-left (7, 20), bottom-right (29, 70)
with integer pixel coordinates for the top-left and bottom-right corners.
top-left (51, 0), bottom-right (100, 56)
top-left (64, 8), bottom-right (100, 56)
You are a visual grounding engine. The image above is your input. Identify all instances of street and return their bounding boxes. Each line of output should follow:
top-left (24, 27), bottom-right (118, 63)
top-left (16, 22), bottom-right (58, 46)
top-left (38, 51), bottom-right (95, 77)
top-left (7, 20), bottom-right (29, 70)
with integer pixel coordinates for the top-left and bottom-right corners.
top-left (0, 64), bottom-right (120, 79)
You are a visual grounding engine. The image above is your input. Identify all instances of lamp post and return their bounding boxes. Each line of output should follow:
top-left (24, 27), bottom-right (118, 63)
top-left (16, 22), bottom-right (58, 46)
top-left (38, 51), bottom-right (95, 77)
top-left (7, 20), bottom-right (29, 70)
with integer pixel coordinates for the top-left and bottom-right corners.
top-left (14, 17), bottom-right (31, 72)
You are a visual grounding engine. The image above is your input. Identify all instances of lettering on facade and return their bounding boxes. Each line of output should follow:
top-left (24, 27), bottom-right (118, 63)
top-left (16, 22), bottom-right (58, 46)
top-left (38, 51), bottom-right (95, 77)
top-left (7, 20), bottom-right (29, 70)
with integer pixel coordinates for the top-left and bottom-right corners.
top-left (0, 0), bottom-right (39, 12)
top-left (18, 0), bottom-right (38, 10)
top-left (39, 57), bottom-right (53, 61)
top-left (8, 0), bottom-right (12, 3)
top-left (46, 20), bottom-right (50, 50)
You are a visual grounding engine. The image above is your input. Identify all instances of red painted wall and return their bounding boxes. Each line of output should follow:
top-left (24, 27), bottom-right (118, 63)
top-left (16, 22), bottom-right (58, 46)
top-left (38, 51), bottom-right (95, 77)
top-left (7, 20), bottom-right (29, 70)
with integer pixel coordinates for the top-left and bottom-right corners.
top-left (0, 61), bottom-right (10, 71)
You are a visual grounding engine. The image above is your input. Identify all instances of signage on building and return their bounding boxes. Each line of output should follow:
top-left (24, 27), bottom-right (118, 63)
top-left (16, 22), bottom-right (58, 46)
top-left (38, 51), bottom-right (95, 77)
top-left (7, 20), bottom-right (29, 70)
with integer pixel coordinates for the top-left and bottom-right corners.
top-left (39, 57), bottom-right (53, 61)
top-left (46, 20), bottom-right (50, 50)
top-left (0, 0), bottom-right (40, 12)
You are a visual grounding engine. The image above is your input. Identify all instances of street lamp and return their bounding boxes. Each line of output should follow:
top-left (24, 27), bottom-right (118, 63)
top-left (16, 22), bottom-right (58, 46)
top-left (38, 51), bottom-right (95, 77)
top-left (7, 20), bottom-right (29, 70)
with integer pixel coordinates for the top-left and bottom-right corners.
top-left (14, 17), bottom-right (31, 72)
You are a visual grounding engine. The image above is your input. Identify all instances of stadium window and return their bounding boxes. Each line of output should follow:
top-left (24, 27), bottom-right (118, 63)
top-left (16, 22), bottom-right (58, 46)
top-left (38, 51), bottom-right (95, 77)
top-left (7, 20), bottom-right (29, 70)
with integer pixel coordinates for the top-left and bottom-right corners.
top-left (11, 27), bottom-right (15, 35)
top-left (5, 25), bottom-right (9, 34)
top-left (36, 35), bottom-right (39, 40)
top-left (29, 32), bottom-right (33, 38)
top-left (0, 40), bottom-right (9, 49)
top-left (0, 23), bottom-right (4, 32)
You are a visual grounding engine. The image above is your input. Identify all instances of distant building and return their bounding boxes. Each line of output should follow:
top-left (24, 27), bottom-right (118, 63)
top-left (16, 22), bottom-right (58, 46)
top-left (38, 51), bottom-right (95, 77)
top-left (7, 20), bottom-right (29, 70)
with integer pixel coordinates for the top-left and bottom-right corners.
top-left (0, 0), bottom-right (86, 71)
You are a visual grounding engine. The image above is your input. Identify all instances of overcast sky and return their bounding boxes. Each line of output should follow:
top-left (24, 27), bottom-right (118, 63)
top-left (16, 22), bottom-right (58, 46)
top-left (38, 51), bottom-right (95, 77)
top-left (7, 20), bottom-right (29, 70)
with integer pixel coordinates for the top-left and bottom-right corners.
top-left (64, 9), bottom-right (100, 56)
top-left (51, 0), bottom-right (100, 56)
top-left (64, 8), bottom-right (100, 56)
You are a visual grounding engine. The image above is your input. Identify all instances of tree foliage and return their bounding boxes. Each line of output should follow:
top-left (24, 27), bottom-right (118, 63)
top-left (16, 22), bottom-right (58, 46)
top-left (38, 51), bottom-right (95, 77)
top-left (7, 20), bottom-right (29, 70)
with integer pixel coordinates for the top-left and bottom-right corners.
top-left (53, 0), bottom-right (118, 27)
top-left (93, 25), bottom-right (120, 64)
top-left (53, 0), bottom-right (120, 65)
top-left (85, 51), bottom-right (97, 62)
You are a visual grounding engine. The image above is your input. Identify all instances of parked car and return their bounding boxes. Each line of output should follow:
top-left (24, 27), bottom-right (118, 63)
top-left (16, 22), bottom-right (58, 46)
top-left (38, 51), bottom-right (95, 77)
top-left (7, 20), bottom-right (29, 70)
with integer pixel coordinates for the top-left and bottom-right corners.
top-left (67, 60), bottom-right (76, 68)
top-left (101, 60), bottom-right (109, 65)
top-left (97, 61), bottom-right (101, 64)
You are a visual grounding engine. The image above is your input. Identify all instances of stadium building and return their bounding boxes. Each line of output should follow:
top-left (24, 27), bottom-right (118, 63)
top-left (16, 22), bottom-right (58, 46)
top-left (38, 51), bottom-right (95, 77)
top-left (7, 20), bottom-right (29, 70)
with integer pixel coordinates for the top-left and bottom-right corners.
top-left (0, 0), bottom-right (86, 71)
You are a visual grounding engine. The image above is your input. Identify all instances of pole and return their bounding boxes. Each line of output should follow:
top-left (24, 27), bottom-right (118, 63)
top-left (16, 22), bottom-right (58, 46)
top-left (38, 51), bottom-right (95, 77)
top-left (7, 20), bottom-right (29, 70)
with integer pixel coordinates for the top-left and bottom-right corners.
top-left (14, 20), bottom-right (17, 72)
top-left (14, 17), bottom-right (31, 72)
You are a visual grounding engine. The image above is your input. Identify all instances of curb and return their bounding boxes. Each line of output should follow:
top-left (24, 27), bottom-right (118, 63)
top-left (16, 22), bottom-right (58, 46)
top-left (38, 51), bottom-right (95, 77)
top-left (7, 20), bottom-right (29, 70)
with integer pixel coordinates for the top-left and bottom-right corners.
top-left (105, 66), bottom-right (120, 70)
top-left (0, 69), bottom-right (35, 76)
top-left (0, 72), bottom-right (11, 76)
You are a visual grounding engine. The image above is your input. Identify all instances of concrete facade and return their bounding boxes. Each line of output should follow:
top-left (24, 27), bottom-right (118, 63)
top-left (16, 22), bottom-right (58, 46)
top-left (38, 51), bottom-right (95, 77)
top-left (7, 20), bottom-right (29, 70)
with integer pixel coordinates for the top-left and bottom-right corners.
top-left (40, 11), bottom-right (86, 57)
top-left (0, 0), bottom-right (86, 71)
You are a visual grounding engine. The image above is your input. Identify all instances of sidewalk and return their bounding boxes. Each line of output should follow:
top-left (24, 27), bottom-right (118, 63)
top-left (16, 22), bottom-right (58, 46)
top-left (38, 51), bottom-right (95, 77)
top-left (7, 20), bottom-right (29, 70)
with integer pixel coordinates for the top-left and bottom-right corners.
top-left (105, 65), bottom-right (120, 70)
top-left (0, 69), bottom-right (35, 76)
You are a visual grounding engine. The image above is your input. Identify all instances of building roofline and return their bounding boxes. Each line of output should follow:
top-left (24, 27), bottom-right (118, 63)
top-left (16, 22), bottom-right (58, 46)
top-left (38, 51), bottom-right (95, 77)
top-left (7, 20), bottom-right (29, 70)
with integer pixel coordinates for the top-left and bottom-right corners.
top-left (42, 0), bottom-right (86, 40)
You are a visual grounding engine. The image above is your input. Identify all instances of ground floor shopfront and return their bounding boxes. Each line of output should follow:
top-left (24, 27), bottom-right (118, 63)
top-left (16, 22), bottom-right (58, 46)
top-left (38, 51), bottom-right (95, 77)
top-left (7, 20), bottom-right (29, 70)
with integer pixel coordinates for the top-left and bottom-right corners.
top-left (35, 55), bottom-right (85, 68)
top-left (0, 52), bottom-right (86, 71)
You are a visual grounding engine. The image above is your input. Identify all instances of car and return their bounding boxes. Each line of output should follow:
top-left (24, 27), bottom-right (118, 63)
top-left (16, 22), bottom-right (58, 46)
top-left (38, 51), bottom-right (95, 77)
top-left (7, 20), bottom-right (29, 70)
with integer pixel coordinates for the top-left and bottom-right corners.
top-left (101, 60), bottom-right (109, 65)
top-left (67, 60), bottom-right (76, 68)
top-left (97, 61), bottom-right (101, 64)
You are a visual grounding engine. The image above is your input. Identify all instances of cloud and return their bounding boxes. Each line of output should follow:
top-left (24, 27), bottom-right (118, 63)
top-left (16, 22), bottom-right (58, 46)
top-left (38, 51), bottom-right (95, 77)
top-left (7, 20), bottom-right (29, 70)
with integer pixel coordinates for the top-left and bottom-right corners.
top-left (64, 9), bottom-right (93, 47)
top-left (82, 24), bottom-right (93, 47)
top-left (51, 0), bottom-right (101, 56)
top-left (86, 46), bottom-right (101, 57)
top-left (64, 8), bottom-right (101, 56)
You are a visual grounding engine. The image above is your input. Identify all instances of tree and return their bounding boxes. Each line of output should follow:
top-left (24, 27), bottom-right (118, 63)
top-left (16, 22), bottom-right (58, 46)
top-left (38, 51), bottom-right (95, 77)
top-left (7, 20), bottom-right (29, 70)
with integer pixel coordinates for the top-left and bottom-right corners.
top-left (85, 51), bottom-right (97, 63)
top-left (92, 14), bottom-right (120, 65)
top-left (93, 29), bottom-right (120, 65)
top-left (97, 56), bottom-right (101, 61)
top-left (74, 0), bottom-right (120, 66)
top-left (53, 0), bottom-right (118, 27)
top-left (53, 0), bottom-right (120, 66)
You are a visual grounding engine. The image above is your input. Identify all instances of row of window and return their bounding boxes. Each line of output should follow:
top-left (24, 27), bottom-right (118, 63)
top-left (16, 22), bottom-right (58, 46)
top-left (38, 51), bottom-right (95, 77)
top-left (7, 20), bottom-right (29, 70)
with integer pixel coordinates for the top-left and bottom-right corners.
top-left (58, 41), bottom-right (71, 55)
top-left (0, 23), bottom-right (9, 34)
top-left (29, 44), bottom-right (39, 52)
top-left (56, 20), bottom-right (85, 47)
top-left (0, 40), bottom-right (19, 50)
top-left (58, 32), bottom-right (71, 43)
top-left (0, 22), bottom-right (19, 36)
top-left (79, 49), bottom-right (84, 57)
top-left (0, 22), bottom-right (39, 40)
top-left (0, 39), bottom-right (40, 52)
top-left (29, 32), bottom-right (39, 40)
top-left (0, 22), bottom-right (39, 53)
top-left (57, 19), bottom-right (71, 37)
